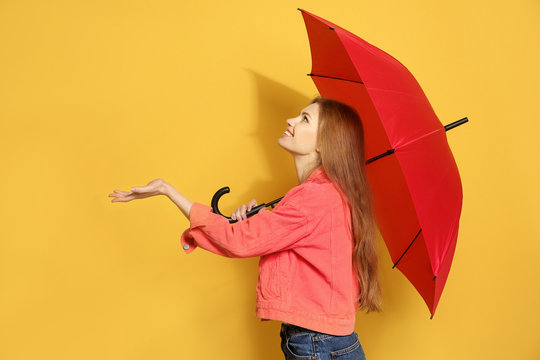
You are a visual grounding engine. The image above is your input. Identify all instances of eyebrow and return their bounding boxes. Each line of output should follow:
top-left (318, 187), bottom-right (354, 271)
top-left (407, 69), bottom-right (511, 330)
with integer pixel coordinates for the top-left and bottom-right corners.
top-left (301, 111), bottom-right (311, 119)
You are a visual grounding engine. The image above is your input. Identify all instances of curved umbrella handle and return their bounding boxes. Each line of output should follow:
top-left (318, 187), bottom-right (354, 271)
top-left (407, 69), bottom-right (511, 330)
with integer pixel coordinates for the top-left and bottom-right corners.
top-left (211, 186), bottom-right (284, 224)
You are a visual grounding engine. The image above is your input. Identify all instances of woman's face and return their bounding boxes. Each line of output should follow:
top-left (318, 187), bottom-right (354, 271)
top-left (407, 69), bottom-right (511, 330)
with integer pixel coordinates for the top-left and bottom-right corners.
top-left (278, 102), bottom-right (320, 156)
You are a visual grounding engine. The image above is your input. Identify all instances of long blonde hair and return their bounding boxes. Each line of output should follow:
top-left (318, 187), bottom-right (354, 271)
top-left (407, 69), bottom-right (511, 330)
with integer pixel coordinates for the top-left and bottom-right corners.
top-left (302, 96), bottom-right (383, 313)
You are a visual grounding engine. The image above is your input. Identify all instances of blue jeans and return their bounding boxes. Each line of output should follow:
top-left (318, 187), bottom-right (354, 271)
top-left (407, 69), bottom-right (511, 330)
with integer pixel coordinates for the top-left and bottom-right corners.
top-left (280, 322), bottom-right (367, 360)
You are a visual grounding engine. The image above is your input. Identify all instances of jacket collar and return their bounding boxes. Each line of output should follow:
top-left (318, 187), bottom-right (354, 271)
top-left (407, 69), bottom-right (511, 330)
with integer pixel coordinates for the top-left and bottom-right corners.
top-left (304, 166), bottom-right (328, 183)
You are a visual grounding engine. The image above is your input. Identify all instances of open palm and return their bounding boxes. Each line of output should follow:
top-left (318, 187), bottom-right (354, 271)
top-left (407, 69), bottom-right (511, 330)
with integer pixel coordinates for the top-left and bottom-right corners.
top-left (109, 178), bottom-right (167, 202)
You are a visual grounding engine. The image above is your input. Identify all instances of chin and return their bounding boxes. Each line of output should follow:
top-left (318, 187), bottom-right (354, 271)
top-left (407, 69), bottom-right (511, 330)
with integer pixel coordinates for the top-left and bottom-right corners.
top-left (277, 139), bottom-right (291, 152)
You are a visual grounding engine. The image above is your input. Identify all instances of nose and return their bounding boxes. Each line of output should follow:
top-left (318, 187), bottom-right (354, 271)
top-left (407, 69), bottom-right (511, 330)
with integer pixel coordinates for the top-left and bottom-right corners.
top-left (286, 118), bottom-right (296, 127)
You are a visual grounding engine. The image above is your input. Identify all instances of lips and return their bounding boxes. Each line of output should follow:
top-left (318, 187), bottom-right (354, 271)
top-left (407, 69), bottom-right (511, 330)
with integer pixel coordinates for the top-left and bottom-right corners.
top-left (284, 130), bottom-right (293, 137)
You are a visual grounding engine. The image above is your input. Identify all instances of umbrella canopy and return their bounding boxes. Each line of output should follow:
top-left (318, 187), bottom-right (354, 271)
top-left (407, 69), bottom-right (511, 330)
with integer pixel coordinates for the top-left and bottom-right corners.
top-left (298, 8), bottom-right (465, 318)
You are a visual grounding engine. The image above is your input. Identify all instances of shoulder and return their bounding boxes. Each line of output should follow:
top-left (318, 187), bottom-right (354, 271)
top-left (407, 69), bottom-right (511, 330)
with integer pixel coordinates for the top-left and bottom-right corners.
top-left (302, 180), bottom-right (345, 208)
top-left (276, 184), bottom-right (307, 209)
top-left (281, 179), bottom-right (345, 211)
top-left (274, 177), bottom-right (347, 213)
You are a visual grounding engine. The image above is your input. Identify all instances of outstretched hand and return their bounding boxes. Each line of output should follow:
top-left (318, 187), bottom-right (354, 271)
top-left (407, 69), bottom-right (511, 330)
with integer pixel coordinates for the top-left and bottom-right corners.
top-left (109, 178), bottom-right (169, 203)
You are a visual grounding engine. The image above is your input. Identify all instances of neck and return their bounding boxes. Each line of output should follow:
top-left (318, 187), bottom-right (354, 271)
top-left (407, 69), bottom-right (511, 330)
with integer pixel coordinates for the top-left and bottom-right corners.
top-left (293, 153), bottom-right (320, 184)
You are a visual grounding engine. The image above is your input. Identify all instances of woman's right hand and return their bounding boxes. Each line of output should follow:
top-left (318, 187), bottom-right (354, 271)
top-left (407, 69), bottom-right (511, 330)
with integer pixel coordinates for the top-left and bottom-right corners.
top-left (231, 200), bottom-right (267, 221)
top-left (109, 178), bottom-right (169, 203)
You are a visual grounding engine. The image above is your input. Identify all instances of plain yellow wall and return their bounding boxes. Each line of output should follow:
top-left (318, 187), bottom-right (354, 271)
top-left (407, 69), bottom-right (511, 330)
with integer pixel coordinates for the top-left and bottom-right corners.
top-left (1, 0), bottom-right (538, 359)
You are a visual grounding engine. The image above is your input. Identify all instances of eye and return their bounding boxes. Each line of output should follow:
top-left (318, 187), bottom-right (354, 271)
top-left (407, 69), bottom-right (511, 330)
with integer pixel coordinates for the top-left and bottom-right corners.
top-left (303, 115), bottom-right (309, 122)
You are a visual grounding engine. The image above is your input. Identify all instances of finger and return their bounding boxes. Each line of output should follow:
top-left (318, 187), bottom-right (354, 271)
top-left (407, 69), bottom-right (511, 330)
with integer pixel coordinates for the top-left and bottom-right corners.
top-left (236, 205), bottom-right (244, 220)
top-left (231, 212), bottom-right (236, 220)
top-left (113, 189), bottom-right (132, 195)
top-left (247, 199), bottom-right (257, 211)
top-left (240, 205), bottom-right (247, 220)
top-left (109, 192), bottom-right (122, 200)
top-left (258, 207), bottom-right (267, 213)
top-left (237, 208), bottom-right (245, 221)
top-left (111, 191), bottom-right (139, 202)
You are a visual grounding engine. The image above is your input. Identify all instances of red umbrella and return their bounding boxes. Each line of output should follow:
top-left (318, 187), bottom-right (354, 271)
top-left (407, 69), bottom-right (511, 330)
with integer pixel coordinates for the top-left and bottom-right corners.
top-left (297, 8), bottom-right (467, 318)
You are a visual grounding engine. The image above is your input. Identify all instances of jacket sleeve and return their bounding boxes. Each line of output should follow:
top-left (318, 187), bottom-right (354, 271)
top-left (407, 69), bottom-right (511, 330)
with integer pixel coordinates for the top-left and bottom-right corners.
top-left (179, 195), bottom-right (310, 258)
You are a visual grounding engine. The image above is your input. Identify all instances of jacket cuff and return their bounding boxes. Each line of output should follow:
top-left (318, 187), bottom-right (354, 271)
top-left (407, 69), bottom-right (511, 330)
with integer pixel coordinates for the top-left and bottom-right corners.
top-left (180, 202), bottom-right (214, 254)
top-left (180, 229), bottom-right (197, 254)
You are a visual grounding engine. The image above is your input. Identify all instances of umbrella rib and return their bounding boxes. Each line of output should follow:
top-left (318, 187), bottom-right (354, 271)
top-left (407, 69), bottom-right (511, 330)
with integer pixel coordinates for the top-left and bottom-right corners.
top-left (392, 228), bottom-right (422, 269)
top-left (307, 73), bottom-right (364, 84)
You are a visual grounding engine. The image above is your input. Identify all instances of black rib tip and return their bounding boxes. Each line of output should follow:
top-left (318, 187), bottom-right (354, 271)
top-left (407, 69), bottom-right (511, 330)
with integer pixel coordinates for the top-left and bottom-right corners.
top-left (430, 314), bottom-right (434, 320)
top-left (433, 276), bottom-right (437, 281)
top-left (297, 8), bottom-right (302, 11)
top-left (329, 26), bottom-right (335, 30)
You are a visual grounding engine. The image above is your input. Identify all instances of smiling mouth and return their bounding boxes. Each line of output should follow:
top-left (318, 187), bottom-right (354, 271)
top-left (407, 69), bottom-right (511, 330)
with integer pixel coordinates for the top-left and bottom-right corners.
top-left (284, 130), bottom-right (293, 137)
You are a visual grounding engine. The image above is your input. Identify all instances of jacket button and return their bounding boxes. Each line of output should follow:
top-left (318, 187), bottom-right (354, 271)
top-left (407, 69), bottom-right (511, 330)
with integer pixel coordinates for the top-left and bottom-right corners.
top-left (183, 244), bottom-right (190, 250)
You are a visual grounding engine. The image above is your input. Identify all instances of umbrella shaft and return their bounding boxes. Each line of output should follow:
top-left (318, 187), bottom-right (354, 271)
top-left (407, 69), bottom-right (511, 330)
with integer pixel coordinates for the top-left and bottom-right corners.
top-left (366, 149), bottom-right (395, 164)
top-left (444, 117), bottom-right (468, 131)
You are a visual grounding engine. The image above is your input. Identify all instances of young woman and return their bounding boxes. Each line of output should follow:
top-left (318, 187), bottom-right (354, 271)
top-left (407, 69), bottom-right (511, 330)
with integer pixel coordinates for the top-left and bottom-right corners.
top-left (109, 96), bottom-right (382, 359)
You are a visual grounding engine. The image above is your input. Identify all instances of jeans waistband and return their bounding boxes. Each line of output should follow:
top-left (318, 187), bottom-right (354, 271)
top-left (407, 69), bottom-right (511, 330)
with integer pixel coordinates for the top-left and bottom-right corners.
top-left (281, 322), bottom-right (324, 337)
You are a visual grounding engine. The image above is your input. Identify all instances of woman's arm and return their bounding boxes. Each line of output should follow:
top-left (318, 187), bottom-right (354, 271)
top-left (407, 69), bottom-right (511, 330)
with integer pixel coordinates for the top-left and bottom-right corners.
top-left (181, 196), bottom-right (310, 258)
top-left (163, 182), bottom-right (193, 221)
top-left (110, 178), bottom-right (310, 258)
top-left (110, 178), bottom-right (292, 257)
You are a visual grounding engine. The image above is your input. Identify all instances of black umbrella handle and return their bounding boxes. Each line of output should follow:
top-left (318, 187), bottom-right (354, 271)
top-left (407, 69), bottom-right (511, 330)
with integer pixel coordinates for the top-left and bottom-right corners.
top-left (211, 186), bottom-right (284, 224)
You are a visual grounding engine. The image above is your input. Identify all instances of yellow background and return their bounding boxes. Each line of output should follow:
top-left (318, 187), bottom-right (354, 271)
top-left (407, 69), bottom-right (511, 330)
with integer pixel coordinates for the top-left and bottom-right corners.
top-left (1, 0), bottom-right (538, 359)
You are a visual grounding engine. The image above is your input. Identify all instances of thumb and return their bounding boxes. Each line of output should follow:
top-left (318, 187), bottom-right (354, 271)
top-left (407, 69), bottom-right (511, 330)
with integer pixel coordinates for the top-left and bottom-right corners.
top-left (258, 207), bottom-right (268, 214)
top-left (130, 185), bottom-right (154, 192)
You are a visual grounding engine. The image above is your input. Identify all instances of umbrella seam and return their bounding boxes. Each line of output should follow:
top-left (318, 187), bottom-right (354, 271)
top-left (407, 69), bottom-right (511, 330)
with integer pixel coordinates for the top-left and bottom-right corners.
top-left (396, 127), bottom-right (444, 149)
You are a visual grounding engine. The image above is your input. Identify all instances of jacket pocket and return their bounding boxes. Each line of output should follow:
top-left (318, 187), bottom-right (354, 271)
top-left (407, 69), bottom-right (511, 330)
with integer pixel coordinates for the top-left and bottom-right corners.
top-left (258, 254), bottom-right (281, 299)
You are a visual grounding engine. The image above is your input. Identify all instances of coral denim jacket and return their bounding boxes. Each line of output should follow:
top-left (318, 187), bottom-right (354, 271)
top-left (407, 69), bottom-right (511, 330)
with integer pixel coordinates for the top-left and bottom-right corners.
top-left (180, 166), bottom-right (360, 335)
